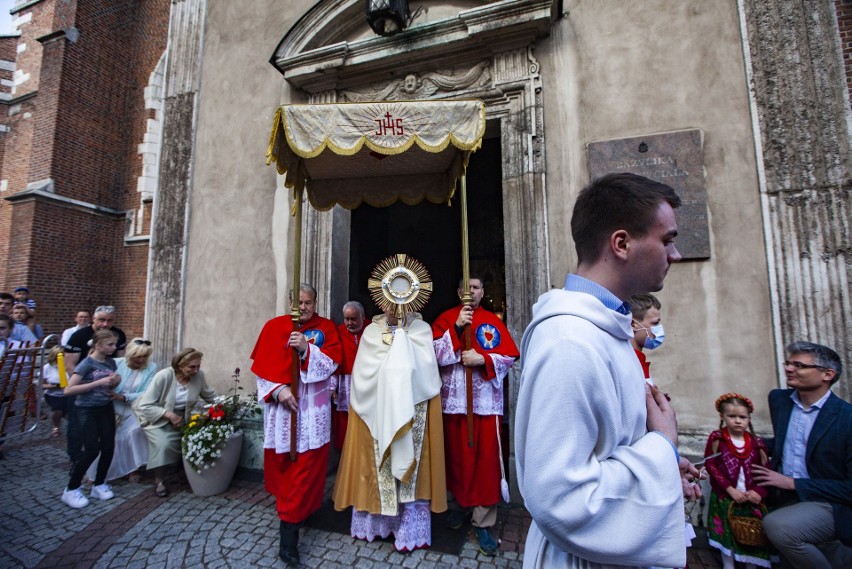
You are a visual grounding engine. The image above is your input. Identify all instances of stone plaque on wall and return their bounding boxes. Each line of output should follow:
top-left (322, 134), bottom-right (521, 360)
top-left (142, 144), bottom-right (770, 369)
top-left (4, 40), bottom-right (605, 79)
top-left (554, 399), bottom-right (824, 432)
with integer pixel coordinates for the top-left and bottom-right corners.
top-left (588, 129), bottom-right (710, 259)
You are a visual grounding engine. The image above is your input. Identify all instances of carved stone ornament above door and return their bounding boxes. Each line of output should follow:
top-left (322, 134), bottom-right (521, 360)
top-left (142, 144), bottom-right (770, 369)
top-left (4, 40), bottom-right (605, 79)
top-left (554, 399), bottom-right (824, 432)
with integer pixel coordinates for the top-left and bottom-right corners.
top-left (271, 0), bottom-right (559, 97)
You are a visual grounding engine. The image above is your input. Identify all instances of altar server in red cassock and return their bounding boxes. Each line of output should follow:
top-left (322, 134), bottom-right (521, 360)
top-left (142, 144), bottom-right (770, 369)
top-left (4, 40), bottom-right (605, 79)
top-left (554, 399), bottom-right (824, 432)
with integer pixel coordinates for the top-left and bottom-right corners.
top-left (330, 300), bottom-right (365, 450)
top-left (250, 283), bottom-right (342, 566)
top-left (432, 277), bottom-right (519, 556)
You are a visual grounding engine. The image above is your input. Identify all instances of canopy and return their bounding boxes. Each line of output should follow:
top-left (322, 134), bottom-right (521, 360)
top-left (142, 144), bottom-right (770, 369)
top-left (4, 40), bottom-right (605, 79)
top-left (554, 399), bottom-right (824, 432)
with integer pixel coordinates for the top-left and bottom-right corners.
top-left (265, 100), bottom-right (486, 210)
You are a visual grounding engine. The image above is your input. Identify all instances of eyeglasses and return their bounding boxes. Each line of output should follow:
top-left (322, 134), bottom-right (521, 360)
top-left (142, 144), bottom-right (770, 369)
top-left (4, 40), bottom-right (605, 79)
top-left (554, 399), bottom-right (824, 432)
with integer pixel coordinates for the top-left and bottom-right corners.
top-left (133, 339), bottom-right (152, 346)
top-left (783, 360), bottom-right (827, 371)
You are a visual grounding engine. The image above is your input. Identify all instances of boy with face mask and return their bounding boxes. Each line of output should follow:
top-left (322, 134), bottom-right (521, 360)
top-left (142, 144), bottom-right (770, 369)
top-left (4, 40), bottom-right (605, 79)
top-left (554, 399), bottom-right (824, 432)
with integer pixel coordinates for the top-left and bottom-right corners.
top-left (628, 293), bottom-right (665, 385)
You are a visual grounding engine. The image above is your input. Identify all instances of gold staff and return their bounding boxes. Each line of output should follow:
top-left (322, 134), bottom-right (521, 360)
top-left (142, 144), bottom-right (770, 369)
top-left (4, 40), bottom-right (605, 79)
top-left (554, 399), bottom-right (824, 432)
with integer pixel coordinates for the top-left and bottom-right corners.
top-left (459, 173), bottom-right (474, 448)
top-left (289, 183), bottom-right (304, 462)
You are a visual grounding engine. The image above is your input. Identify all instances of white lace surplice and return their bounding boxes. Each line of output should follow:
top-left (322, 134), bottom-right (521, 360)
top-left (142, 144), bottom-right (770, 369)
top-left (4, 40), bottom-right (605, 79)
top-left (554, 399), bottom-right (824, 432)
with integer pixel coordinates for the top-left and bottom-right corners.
top-left (351, 500), bottom-right (431, 551)
top-left (432, 330), bottom-right (515, 415)
top-left (256, 342), bottom-right (338, 454)
top-left (329, 373), bottom-right (351, 412)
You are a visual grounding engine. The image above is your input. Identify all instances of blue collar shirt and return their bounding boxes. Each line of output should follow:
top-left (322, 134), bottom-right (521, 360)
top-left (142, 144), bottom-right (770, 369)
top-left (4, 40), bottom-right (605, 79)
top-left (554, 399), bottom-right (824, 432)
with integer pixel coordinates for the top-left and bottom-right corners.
top-left (564, 274), bottom-right (632, 315)
top-left (781, 389), bottom-right (832, 479)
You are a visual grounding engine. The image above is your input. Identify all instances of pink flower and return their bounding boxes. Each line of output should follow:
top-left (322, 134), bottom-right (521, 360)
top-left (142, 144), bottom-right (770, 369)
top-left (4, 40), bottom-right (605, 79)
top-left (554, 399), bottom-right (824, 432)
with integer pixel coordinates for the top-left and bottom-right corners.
top-left (713, 515), bottom-right (724, 536)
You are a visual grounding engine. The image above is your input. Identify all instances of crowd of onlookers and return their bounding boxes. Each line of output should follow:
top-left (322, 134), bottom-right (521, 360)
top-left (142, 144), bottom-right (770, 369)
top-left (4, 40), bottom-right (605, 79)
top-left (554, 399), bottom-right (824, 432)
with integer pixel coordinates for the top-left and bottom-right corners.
top-left (0, 287), bottom-right (47, 349)
top-left (0, 297), bottom-right (215, 511)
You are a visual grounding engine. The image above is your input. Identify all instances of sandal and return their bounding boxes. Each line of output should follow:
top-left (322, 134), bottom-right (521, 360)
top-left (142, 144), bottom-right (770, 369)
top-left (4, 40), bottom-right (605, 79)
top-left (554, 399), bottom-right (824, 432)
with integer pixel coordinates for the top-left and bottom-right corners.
top-left (50, 428), bottom-right (60, 438)
top-left (155, 483), bottom-right (169, 498)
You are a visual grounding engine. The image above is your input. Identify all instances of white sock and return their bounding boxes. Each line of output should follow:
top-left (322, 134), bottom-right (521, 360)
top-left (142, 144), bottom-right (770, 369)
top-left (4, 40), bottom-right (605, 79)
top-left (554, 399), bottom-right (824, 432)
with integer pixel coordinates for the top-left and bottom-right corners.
top-left (721, 552), bottom-right (735, 569)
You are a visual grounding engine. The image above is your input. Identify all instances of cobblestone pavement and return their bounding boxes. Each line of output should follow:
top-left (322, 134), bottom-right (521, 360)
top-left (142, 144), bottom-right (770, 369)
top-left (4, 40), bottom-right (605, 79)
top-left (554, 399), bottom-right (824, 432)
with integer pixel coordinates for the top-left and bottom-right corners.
top-left (0, 422), bottom-right (721, 568)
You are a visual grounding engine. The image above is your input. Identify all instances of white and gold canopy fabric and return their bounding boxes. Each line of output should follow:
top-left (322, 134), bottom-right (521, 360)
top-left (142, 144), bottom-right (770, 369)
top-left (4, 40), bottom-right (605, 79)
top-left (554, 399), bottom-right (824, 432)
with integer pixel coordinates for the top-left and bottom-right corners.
top-left (266, 100), bottom-right (486, 211)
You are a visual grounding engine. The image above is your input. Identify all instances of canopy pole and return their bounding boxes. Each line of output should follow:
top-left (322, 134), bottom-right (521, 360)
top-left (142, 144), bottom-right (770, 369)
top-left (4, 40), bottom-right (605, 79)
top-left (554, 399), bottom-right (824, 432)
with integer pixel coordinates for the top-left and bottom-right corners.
top-left (289, 183), bottom-right (304, 462)
top-left (459, 174), bottom-right (474, 448)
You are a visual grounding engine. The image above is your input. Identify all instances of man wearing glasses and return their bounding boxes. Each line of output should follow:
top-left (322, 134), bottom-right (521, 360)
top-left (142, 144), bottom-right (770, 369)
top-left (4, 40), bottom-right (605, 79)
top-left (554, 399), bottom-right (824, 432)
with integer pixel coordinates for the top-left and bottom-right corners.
top-left (752, 341), bottom-right (852, 568)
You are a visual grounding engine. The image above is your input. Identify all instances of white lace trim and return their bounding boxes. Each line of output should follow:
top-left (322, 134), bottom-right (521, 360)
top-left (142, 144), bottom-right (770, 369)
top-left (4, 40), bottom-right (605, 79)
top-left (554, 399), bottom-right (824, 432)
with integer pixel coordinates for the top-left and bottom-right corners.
top-left (256, 343), bottom-right (337, 454)
top-left (707, 539), bottom-right (774, 568)
top-left (433, 330), bottom-right (515, 415)
top-left (331, 373), bottom-right (351, 412)
top-left (351, 500), bottom-right (431, 551)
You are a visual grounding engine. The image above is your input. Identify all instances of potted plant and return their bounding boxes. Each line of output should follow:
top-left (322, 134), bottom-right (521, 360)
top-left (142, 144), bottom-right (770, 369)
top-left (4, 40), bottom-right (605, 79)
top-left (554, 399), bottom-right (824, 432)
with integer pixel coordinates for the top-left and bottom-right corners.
top-left (181, 367), bottom-right (260, 496)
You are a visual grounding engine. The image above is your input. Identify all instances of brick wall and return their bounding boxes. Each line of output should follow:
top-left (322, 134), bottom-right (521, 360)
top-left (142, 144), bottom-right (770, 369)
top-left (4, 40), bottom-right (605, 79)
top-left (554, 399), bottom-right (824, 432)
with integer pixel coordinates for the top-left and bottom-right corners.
top-left (0, 0), bottom-right (169, 338)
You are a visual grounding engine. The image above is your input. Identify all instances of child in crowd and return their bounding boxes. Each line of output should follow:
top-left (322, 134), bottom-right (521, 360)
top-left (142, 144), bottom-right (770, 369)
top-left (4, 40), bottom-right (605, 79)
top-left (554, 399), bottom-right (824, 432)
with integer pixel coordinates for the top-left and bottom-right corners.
top-left (705, 393), bottom-right (775, 569)
top-left (628, 293), bottom-right (664, 385)
top-left (42, 346), bottom-right (69, 437)
top-left (13, 286), bottom-right (36, 311)
top-left (61, 329), bottom-right (121, 508)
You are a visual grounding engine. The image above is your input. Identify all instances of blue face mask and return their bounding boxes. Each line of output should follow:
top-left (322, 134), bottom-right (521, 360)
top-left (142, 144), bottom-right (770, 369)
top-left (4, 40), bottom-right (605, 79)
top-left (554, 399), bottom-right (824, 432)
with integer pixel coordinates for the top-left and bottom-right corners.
top-left (643, 324), bottom-right (665, 350)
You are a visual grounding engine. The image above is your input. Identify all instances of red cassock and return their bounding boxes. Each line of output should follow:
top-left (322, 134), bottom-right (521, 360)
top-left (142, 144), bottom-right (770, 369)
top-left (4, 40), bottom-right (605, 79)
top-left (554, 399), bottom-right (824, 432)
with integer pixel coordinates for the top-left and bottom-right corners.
top-left (332, 323), bottom-right (362, 450)
top-left (250, 312), bottom-right (342, 523)
top-left (432, 305), bottom-right (519, 508)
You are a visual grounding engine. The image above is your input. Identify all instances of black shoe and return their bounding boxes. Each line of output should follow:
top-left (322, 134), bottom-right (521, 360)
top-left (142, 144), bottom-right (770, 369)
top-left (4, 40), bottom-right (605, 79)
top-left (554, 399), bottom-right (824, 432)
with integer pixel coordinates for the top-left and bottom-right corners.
top-left (279, 546), bottom-right (299, 566)
top-left (278, 521), bottom-right (300, 565)
top-left (446, 509), bottom-right (467, 530)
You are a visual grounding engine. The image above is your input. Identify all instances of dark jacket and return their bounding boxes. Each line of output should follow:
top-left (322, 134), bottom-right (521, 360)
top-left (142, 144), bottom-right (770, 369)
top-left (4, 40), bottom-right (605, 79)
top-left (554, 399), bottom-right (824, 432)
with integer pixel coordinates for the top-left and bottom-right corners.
top-left (767, 389), bottom-right (852, 546)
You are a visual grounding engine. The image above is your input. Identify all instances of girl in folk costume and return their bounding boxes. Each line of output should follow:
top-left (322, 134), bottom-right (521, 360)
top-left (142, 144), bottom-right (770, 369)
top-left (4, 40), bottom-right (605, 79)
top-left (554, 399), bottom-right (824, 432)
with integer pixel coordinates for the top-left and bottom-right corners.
top-left (704, 393), bottom-right (775, 569)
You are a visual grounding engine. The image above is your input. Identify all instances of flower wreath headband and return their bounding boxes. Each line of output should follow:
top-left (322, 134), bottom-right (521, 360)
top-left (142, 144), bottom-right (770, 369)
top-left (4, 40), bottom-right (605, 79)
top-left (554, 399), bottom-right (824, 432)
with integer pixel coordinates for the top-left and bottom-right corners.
top-left (714, 392), bottom-right (754, 414)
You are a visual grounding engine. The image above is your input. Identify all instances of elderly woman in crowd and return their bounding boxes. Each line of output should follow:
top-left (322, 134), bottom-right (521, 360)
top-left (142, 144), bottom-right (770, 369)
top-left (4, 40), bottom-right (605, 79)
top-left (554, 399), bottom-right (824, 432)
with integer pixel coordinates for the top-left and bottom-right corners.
top-left (135, 347), bottom-right (215, 497)
top-left (87, 338), bottom-right (157, 483)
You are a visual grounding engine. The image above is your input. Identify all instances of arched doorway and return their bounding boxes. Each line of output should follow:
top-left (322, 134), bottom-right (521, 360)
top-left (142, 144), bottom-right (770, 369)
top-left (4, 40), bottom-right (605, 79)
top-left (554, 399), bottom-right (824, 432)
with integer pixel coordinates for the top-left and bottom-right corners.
top-left (348, 136), bottom-right (505, 323)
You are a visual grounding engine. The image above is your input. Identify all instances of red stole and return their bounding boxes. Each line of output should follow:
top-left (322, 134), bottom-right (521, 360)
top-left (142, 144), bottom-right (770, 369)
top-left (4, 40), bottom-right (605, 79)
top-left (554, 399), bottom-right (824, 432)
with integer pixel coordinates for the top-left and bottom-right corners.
top-left (336, 323), bottom-right (363, 375)
top-left (431, 305), bottom-right (519, 359)
top-left (250, 312), bottom-right (343, 385)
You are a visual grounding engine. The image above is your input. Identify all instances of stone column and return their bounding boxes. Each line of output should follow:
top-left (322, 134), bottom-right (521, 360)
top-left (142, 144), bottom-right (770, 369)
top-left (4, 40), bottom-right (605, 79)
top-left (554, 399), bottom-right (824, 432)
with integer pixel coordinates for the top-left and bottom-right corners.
top-left (145, 0), bottom-right (207, 368)
top-left (741, 0), bottom-right (851, 400)
top-left (492, 47), bottom-right (550, 501)
top-left (300, 206), bottom-right (351, 321)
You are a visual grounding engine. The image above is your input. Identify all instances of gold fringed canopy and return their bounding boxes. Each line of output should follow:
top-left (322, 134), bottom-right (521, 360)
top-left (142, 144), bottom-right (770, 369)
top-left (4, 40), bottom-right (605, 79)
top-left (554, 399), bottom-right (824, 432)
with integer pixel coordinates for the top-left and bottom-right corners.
top-left (266, 100), bottom-right (486, 210)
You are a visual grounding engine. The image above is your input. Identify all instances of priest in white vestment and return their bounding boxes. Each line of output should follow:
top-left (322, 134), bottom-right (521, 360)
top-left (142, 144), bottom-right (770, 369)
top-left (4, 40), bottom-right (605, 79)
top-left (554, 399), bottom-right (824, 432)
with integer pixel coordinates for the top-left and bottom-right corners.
top-left (332, 308), bottom-right (447, 551)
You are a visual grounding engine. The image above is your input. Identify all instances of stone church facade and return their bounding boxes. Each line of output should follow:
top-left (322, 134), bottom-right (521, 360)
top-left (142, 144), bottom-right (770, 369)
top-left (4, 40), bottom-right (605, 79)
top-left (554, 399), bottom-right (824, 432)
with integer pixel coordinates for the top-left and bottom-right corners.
top-left (1, 0), bottom-right (850, 463)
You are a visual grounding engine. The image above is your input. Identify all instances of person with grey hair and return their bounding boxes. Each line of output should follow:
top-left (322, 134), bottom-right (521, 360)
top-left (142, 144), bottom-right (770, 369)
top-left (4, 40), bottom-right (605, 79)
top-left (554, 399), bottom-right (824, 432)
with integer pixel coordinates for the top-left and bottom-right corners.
top-left (330, 300), bottom-right (366, 450)
top-left (64, 305), bottom-right (127, 465)
top-left (752, 341), bottom-right (852, 568)
top-left (250, 282), bottom-right (343, 565)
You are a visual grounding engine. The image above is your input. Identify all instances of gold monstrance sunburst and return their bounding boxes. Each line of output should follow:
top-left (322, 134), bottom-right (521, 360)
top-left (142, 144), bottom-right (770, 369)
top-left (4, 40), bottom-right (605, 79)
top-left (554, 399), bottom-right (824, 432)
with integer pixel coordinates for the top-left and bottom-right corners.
top-left (367, 253), bottom-right (433, 320)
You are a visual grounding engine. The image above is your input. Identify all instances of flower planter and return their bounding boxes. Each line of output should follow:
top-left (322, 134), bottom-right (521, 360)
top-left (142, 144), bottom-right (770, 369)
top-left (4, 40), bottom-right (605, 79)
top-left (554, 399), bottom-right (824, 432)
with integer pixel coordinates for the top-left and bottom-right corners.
top-left (183, 430), bottom-right (243, 496)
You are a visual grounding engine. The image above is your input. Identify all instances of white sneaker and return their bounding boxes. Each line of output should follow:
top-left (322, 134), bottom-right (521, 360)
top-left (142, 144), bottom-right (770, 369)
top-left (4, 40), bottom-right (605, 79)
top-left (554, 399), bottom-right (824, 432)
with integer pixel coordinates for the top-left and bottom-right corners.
top-left (61, 487), bottom-right (89, 508)
top-left (90, 484), bottom-right (115, 501)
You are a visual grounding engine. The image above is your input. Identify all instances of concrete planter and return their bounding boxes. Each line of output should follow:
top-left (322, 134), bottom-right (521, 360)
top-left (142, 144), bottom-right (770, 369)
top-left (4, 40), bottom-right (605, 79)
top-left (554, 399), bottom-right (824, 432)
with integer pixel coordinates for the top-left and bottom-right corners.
top-left (183, 430), bottom-right (243, 496)
top-left (236, 416), bottom-right (264, 480)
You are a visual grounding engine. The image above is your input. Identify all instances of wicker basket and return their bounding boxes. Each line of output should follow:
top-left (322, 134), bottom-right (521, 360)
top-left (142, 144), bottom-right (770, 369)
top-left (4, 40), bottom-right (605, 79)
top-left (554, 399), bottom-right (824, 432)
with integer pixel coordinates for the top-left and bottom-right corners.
top-left (727, 502), bottom-right (769, 547)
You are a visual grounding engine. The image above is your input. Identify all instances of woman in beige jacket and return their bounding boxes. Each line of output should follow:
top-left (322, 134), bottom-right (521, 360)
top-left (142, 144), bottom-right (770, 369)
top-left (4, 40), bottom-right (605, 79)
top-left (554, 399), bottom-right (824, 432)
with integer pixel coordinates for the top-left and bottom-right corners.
top-left (135, 347), bottom-right (216, 497)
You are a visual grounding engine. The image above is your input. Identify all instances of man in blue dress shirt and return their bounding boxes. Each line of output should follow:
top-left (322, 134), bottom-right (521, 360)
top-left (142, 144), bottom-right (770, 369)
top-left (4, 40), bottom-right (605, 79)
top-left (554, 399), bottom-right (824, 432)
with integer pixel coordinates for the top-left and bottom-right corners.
top-left (753, 341), bottom-right (852, 568)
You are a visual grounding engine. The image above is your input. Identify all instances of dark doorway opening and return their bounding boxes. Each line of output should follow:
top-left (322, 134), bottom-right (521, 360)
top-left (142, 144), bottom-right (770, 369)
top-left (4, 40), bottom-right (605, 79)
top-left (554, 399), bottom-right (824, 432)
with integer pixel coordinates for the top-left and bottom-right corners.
top-left (348, 136), bottom-right (505, 323)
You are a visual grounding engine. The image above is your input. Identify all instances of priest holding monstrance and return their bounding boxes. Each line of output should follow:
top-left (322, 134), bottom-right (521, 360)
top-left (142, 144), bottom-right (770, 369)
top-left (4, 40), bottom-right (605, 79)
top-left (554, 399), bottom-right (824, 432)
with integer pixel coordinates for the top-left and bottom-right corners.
top-left (333, 254), bottom-right (447, 551)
